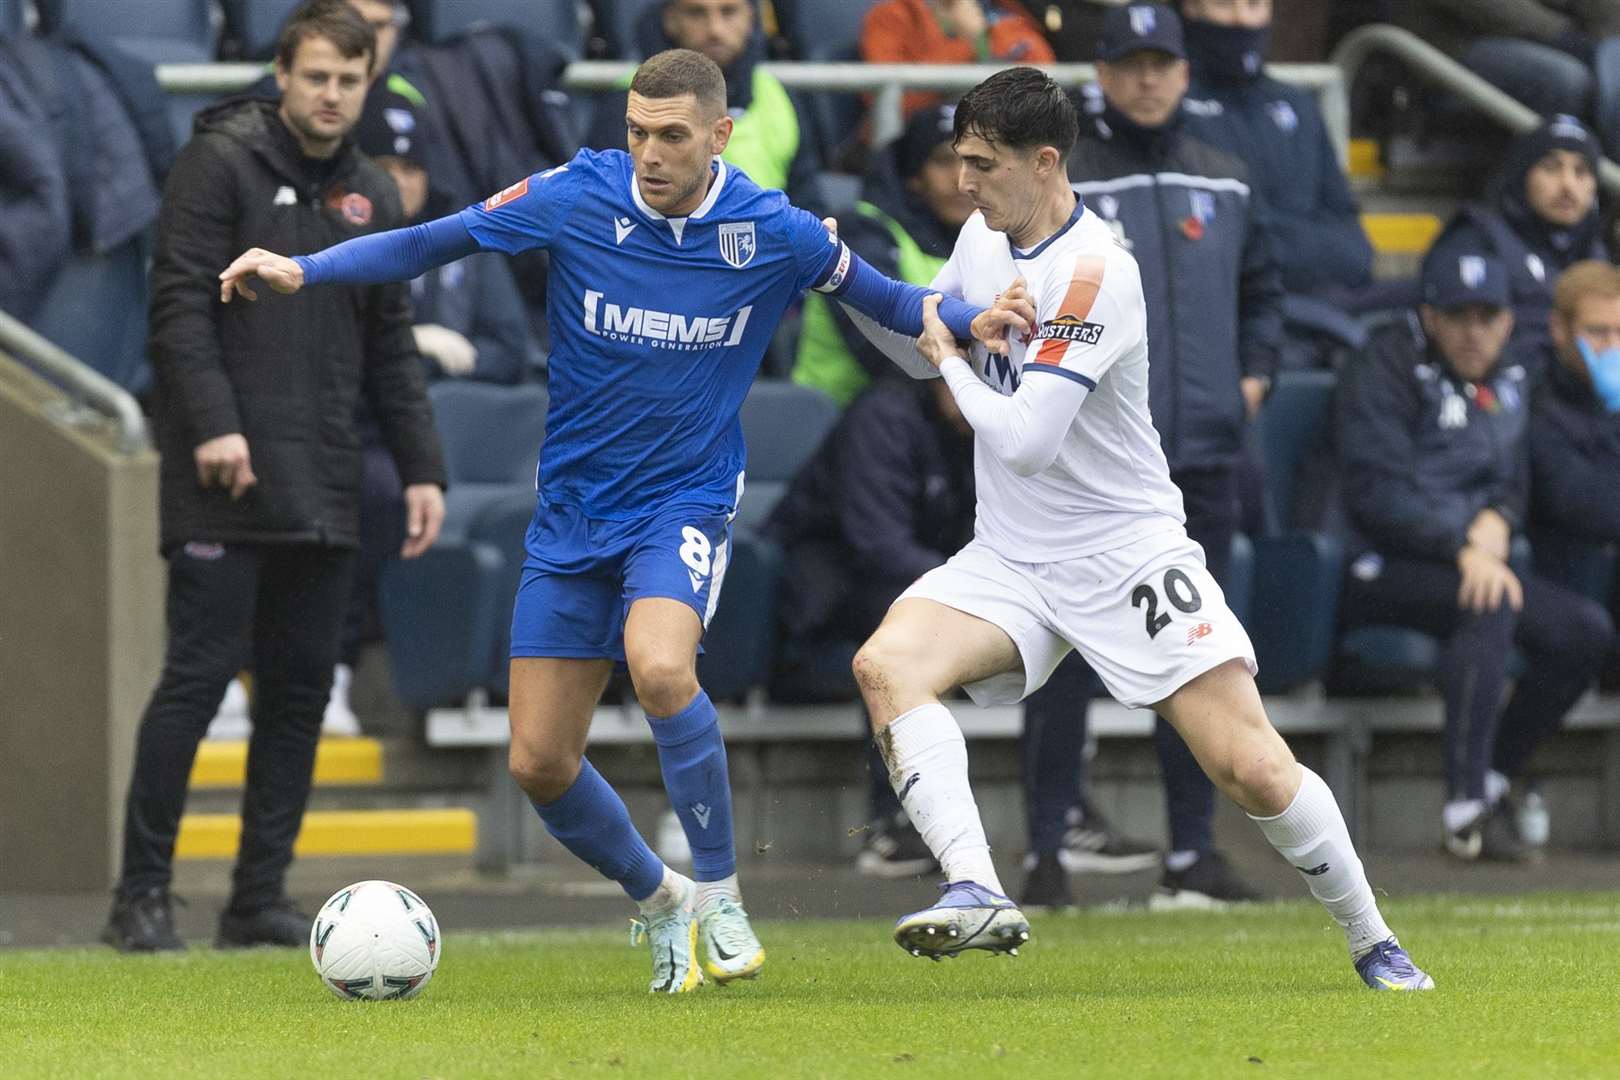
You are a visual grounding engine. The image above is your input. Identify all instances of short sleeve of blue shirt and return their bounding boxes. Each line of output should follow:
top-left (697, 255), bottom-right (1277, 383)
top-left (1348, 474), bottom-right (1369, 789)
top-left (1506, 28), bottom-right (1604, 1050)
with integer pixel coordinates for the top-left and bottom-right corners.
top-left (781, 202), bottom-right (845, 294)
top-left (458, 150), bottom-right (593, 255)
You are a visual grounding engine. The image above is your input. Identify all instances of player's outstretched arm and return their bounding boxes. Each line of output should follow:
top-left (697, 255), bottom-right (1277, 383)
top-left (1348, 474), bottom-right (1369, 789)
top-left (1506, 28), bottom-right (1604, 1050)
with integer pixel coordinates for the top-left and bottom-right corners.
top-left (219, 214), bottom-right (481, 303)
top-left (918, 293), bottom-right (1088, 477)
top-left (816, 244), bottom-right (1032, 353)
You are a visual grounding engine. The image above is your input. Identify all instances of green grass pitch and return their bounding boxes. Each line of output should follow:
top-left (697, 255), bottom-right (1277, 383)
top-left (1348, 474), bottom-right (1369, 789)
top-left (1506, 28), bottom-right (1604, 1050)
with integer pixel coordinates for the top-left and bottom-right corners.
top-left (5, 892), bottom-right (1619, 1079)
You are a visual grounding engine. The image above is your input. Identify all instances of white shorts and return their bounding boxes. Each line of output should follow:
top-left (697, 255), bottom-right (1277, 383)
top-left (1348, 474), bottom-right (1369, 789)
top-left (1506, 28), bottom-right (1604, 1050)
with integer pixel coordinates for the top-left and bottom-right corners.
top-left (897, 529), bottom-right (1257, 709)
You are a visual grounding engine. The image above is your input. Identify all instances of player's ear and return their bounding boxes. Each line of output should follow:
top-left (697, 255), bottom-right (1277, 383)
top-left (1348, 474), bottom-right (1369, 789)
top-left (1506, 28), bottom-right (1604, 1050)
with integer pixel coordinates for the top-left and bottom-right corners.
top-left (711, 114), bottom-right (735, 157)
top-left (1034, 145), bottom-right (1061, 178)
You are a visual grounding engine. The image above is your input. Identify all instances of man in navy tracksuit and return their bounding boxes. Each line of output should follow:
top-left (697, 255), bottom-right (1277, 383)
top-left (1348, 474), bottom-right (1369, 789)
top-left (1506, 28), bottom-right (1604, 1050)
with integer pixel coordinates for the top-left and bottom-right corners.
top-left (1020, 4), bottom-right (1283, 910)
top-left (1177, 0), bottom-right (1372, 298)
top-left (1433, 115), bottom-right (1606, 375)
top-left (1336, 235), bottom-right (1612, 863)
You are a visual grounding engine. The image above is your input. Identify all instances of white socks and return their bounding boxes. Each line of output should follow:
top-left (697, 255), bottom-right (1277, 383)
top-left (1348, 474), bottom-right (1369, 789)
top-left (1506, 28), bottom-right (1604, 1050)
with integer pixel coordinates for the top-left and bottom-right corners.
top-left (1443, 798), bottom-right (1486, 834)
top-left (696, 873), bottom-right (740, 913)
top-left (881, 703), bottom-right (1004, 895)
top-left (1249, 766), bottom-right (1393, 958)
top-left (637, 867), bottom-right (694, 916)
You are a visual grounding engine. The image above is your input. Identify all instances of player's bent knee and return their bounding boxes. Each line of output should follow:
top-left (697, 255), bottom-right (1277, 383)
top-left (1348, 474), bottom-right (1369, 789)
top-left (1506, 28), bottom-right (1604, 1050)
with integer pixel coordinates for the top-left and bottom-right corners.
top-left (1228, 742), bottom-right (1300, 815)
top-left (626, 652), bottom-right (699, 717)
top-left (508, 744), bottom-right (583, 804)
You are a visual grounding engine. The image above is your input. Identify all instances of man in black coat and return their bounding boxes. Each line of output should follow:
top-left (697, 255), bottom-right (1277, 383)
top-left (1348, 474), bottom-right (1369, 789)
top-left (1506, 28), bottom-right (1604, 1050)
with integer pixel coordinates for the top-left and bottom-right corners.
top-left (1336, 236), bottom-right (1611, 864)
top-left (103, 0), bottom-right (446, 953)
top-left (1021, 3), bottom-right (1281, 910)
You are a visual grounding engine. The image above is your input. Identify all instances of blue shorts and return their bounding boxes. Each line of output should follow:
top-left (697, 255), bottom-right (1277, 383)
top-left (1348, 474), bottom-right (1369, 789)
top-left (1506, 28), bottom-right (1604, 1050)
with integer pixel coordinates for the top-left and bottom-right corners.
top-left (510, 495), bottom-right (734, 662)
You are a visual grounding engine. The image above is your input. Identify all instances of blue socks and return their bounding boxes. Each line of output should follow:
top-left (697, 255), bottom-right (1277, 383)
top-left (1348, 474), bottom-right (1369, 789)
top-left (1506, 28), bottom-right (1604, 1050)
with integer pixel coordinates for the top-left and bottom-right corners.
top-left (648, 689), bottom-right (736, 882)
top-left (531, 757), bottom-right (664, 902)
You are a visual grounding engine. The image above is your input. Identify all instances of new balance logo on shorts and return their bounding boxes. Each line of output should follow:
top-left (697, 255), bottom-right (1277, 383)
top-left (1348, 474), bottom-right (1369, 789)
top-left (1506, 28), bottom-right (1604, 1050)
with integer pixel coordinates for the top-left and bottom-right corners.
top-left (1186, 622), bottom-right (1213, 645)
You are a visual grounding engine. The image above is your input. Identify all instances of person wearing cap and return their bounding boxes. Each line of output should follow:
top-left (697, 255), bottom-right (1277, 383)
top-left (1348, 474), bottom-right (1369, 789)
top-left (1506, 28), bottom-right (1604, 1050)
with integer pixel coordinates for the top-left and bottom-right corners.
top-left (792, 104), bottom-right (976, 405)
top-left (1433, 115), bottom-right (1606, 374)
top-left (1334, 236), bottom-right (1612, 863)
top-left (1015, 2), bottom-right (1282, 911)
top-left (1177, 0), bottom-right (1372, 297)
top-left (584, 0), bottom-right (818, 197)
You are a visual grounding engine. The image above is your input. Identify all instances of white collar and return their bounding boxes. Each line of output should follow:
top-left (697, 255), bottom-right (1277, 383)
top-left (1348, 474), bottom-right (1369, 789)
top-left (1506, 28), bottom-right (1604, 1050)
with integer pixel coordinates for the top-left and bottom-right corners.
top-left (629, 157), bottom-right (728, 245)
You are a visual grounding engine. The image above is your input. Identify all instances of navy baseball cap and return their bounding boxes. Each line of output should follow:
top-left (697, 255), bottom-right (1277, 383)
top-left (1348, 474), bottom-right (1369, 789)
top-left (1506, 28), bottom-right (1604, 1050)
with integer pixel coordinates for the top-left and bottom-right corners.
top-left (1422, 248), bottom-right (1510, 310)
top-left (1100, 4), bottom-right (1185, 62)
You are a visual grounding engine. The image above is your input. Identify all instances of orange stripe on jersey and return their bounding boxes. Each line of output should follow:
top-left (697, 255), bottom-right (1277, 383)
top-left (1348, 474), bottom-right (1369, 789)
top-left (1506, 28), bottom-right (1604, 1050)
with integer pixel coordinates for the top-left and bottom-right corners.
top-left (1033, 255), bottom-right (1106, 365)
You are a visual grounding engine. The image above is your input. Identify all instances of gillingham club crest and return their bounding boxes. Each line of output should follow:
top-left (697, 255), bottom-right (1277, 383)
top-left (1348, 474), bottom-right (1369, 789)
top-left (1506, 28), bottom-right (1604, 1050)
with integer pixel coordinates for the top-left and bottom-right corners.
top-left (718, 221), bottom-right (757, 268)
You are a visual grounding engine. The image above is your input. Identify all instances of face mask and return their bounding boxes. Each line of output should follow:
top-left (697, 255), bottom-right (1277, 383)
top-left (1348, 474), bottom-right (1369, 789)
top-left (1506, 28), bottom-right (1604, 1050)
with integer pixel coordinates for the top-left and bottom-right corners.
top-left (1578, 338), bottom-right (1620, 411)
top-left (1184, 19), bottom-right (1270, 84)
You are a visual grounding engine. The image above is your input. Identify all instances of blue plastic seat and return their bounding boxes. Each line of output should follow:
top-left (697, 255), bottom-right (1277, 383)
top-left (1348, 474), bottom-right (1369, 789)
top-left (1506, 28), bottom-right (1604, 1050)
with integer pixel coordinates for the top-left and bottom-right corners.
top-left (1, 0), bottom-right (24, 35)
top-left (774, 0), bottom-right (877, 161)
top-left (735, 379), bottom-right (840, 532)
top-left (1248, 370), bottom-right (1344, 692)
top-left (407, 0), bottom-right (584, 57)
top-left (220, 0), bottom-right (301, 60)
top-left (36, 0), bottom-right (217, 62)
top-left (379, 541), bottom-right (507, 708)
top-left (427, 380), bottom-right (547, 539)
top-left (29, 234), bottom-right (151, 395)
top-left (697, 528), bottom-right (784, 702)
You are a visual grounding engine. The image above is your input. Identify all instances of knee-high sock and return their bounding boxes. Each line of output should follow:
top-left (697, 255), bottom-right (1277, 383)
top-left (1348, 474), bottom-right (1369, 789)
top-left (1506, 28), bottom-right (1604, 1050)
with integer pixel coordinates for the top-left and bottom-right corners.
top-left (1249, 766), bottom-right (1393, 957)
top-left (531, 757), bottom-right (664, 902)
top-left (881, 702), bottom-right (1003, 893)
top-left (648, 689), bottom-right (737, 890)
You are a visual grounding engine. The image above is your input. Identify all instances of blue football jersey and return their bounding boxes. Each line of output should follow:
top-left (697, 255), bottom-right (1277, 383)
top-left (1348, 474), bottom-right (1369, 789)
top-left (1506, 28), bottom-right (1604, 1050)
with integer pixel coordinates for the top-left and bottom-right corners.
top-left (459, 149), bottom-right (841, 521)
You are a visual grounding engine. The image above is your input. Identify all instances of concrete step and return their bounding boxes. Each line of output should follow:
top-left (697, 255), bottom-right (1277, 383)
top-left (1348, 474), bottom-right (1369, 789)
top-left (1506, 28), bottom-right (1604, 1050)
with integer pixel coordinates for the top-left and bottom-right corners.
top-left (175, 807), bottom-right (477, 860)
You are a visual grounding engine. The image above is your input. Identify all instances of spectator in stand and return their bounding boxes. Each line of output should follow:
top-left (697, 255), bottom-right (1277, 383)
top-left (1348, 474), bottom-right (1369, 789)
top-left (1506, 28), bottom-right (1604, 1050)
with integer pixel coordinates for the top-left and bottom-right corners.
top-left (765, 379), bottom-right (975, 877)
top-left (1335, 234), bottom-right (1612, 865)
top-left (1531, 260), bottom-right (1620, 701)
top-left (103, 0), bottom-right (445, 953)
top-left (585, 0), bottom-right (818, 197)
top-left (792, 104), bottom-right (974, 405)
top-left (1437, 115), bottom-right (1606, 375)
top-left (319, 87), bottom-right (541, 735)
top-left (862, 0), bottom-right (1056, 120)
top-left (1019, 2), bottom-right (1281, 911)
top-left (1398, 1), bottom-right (1620, 160)
top-left (1178, 0), bottom-right (1373, 298)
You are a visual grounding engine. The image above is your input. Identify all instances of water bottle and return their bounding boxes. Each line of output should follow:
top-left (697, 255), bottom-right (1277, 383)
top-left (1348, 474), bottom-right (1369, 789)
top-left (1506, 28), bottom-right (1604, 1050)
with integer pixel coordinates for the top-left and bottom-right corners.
top-left (1517, 789), bottom-right (1550, 849)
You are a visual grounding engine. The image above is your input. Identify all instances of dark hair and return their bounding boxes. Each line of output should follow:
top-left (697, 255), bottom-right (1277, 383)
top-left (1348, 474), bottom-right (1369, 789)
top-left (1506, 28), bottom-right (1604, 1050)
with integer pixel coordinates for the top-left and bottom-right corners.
top-left (953, 67), bottom-right (1078, 158)
top-left (630, 48), bottom-right (728, 119)
top-left (275, 0), bottom-right (377, 74)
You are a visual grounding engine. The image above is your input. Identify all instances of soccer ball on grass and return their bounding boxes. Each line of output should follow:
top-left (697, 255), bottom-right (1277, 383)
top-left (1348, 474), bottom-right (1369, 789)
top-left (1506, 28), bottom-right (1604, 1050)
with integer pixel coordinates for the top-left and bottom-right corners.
top-left (309, 879), bottom-right (440, 1000)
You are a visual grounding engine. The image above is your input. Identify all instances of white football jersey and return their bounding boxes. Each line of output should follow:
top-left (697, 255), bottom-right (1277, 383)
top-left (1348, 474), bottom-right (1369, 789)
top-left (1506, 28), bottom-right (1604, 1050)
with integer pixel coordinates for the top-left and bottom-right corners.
top-left (933, 205), bottom-right (1186, 561)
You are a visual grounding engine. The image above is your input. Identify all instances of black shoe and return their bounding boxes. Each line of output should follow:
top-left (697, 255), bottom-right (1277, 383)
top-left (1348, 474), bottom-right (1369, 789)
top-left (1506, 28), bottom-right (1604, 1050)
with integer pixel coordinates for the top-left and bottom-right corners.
top-left (1150, 850), bottom-right (1262, 910)
top-left (855, 813), bottom-right (939, 879)
top-left (1480, 801), bottom-right (1537, 864)
top-left (216, 897), bottom-right (311, 948)
top-left (1059, 799), bottom-right (1161, 875)
top-left (101, 887), bottom-right (185, 953)
top-left (1019, 852), bottom-right (1074, 909)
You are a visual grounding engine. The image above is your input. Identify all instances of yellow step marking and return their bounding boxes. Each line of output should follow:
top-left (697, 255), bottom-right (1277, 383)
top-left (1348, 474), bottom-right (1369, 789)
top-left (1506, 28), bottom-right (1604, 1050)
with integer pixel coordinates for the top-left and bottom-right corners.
top-left (1349, 138), bottom-right (1383, 178)
top-left (1362, 212), bottom-right (1441, 255)
top-left (176, 808), bottom-right (477, 859)
top-left (190, 737), bottom-right (383, 789)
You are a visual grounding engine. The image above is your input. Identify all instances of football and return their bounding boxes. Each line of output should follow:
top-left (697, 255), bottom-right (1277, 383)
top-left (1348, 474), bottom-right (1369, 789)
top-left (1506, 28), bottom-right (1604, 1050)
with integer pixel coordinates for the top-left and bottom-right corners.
top-left (309, 880), bottom-right (441, 1001)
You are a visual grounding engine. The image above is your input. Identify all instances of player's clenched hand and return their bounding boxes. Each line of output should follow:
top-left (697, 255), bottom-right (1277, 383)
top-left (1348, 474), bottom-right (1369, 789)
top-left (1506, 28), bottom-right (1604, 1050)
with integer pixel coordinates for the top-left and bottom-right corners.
top-left (971, 276), bottom-right (1035, 356)
top-left (219, 248), bottom-right (304, 303)
top-left (194, 433), bottom-right (257, 500)
top-left (401, 483), bottom-right (445, 559)
top-left (821, 216), bottom-right (838, 240)
top-left (916, 294), bottom-right (965, 369)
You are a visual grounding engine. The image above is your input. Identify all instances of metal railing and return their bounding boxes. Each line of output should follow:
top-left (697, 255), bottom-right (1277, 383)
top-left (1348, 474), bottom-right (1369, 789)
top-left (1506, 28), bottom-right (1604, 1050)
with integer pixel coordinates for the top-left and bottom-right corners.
top-left (156, 58), bottom-right (1349, 156)
top-left (1331, 23), bottom-right (1620, 197)
top-left (0, 310), bottom-right (148, 455)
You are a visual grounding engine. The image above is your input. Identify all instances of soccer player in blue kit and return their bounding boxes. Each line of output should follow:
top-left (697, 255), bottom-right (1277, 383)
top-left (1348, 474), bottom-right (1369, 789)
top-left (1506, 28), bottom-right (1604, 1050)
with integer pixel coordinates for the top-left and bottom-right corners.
top-left (220, 48), bottom-right (1030, 994)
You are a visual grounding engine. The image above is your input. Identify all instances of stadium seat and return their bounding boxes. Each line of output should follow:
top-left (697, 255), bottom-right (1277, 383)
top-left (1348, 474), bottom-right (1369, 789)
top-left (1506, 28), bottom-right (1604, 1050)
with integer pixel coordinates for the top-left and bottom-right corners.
top-left (28, 233), bottom-right (151, 396)
top-left (1248, 370), bottom-right (1344, 692)
top-left (589, 0), bottom-right (660, 59)
top-left (0, 0), bottom-right (23, 35)
top-left (735, 379), bottom-right (840, 532)
top-left (220, 0), bottom-right (301, 60)
top-left (697, 528), bottom-right (784, 701)
top-left (1530, 530), bottom-right (1616, 605)
top-left (774, 0), bottom-right (877, 162)
top-left (406, 0), bottom-right (585, 57)
top-left (427, 380), bottom-right (547, 538)
top-left (378, 541), bottom-right (507, 708)
top-left (464, 489), bottom-right (540, 698)
top-left (35, 0), bottom-right (217, 63)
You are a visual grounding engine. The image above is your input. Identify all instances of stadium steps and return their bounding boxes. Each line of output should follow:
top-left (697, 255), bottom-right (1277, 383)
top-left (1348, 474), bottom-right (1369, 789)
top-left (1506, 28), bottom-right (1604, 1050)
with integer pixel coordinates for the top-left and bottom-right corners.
top-left (177, 736), bottom-right (481, 860)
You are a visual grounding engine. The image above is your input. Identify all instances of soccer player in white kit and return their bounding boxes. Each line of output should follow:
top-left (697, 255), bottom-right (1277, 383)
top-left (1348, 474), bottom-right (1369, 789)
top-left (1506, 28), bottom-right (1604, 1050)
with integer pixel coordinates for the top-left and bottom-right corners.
top-left (847, 68), bottom-right (1433, 991)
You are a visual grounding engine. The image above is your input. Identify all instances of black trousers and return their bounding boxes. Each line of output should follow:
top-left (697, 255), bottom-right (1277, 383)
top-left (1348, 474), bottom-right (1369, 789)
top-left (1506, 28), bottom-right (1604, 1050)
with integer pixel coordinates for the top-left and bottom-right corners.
top-left (1023, 465), bottom-right (1237, 855)
top-left (118, 542), bottom-right (355, 910)
top-left (1341, 558), bottom-right (1613, 800)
